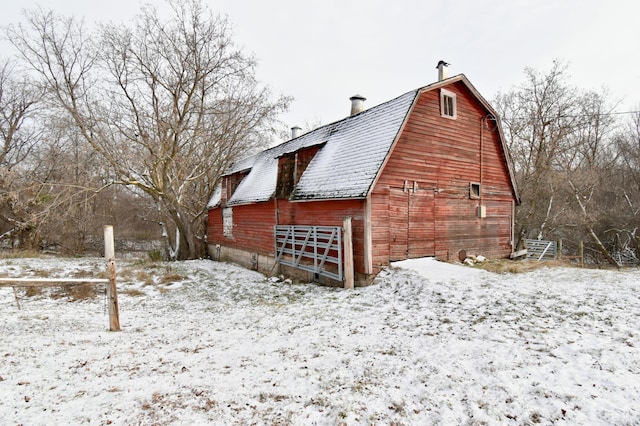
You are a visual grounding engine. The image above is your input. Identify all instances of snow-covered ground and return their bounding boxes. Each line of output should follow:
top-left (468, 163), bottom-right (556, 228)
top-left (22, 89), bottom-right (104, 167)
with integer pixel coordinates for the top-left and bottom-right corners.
top-left (1, 256), bottom-right (639, 425)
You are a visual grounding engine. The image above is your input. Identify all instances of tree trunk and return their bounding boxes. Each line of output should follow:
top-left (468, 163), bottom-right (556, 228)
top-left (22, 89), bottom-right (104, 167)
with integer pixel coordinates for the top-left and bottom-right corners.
top-left (163, 208), bottom-right (196, 261)
top-left (587, 225), bottom-right (620, 268)
top-left (569, 180), bottom-right (619, 268)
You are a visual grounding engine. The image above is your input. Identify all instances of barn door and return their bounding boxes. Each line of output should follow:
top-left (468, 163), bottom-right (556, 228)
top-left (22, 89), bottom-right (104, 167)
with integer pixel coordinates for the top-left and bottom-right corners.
top-left (389, 188), bottom-right (409, 261)
top-left (389, 185), bottom-right (435, 261)
top-left (408, 187), bottom-right (435, 258)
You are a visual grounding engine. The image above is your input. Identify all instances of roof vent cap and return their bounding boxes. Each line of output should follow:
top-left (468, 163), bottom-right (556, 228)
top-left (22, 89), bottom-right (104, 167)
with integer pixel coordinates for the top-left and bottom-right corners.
top-left (349, 94), bottom-right (366, 116)
top-left (436, 60), bottom-right (450, 81)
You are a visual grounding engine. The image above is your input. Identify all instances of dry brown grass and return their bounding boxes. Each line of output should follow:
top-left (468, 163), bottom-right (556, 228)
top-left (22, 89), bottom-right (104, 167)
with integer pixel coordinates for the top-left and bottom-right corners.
top-left (136, 271), bottom-right (154, 286)
top-left (71, 269), bottom-right (106, 279)
top-left (472, 258), bottom-right (578, 274)
top-left (2, 262), bottom-right (106, 301)
top-left (123, 288), bottom-right (145, 297)
top-left (3, 257), bottom-right (187, 302)
top-left (117, 261), bottom-right (184, 287)
top-left (158, 272), bottom-right (183, 285)
top-left (51, 284), bottom-right (101, 301)
top-left (0, 250), bottom-right (43, 259)
top-left (116, 268), bottom-right (135, 281)
top-left (24, 287), bottom-right (44, 297)
top-left (32, 268), bottom-right (63, 277)
top-left (118, 266), bottom-right (153, 285)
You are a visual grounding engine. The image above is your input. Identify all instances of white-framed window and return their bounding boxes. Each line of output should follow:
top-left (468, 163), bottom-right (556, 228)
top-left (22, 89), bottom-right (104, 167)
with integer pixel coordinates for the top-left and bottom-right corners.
top-left (440, 88), bottom-right (457, 119)
top-left (223, 207), bottom-right (234, 238)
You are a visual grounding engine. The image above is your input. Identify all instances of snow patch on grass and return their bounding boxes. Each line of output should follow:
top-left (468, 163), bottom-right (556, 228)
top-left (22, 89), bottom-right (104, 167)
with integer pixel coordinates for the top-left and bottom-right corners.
top-left (1, 256), bottom-right (639, 424)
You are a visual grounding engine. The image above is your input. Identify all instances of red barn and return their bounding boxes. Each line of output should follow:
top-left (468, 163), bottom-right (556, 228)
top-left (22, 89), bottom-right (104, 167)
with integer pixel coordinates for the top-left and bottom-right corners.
top-left (207, 66), bottom-right (519, 286)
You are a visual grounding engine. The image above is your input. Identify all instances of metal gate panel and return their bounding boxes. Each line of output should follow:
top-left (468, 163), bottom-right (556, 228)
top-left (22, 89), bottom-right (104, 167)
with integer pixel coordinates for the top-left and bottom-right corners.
top-left (525, 239), bottom-right (557, 260)
top-left (275, 225), bottom-right (343, 281)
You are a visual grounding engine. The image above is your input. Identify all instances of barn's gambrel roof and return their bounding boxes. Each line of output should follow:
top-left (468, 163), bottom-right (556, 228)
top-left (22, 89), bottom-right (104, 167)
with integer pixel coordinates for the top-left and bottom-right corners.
top-left (208, 74), bottom-right (519, 208)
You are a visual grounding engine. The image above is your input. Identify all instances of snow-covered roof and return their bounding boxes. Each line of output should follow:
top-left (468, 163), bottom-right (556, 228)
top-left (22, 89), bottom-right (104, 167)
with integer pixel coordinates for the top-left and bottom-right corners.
top-left (293, 90), bottom-right (417, 200)
top-left (216, 88), bottom-right (418, 206)
top-left (208, 74), bottom-right (517, 207)
top-left (206, 184), bottom-right (222, 209)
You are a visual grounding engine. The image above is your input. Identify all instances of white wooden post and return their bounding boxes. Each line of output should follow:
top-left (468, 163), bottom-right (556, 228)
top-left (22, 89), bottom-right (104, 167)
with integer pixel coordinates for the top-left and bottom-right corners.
top-left (343, 217), bottom-right (354, 289)
top-left (579, 240), bottom-right (584, 268)
top-left (104, 225), bottom-right (121, 331)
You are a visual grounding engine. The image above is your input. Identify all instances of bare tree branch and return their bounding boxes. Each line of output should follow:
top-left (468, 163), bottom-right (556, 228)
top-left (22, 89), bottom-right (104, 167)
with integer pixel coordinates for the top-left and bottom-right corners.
top-left (7, 0), bottom-right (291, 259)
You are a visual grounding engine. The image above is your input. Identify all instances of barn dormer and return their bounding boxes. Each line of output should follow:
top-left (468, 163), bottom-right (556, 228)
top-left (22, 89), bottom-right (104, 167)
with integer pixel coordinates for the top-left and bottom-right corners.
top-left (276, 154), bottom-right (295, 199)
top-left (275, 143), bottom-right (325, 199)
top-left (222, 169), bottom-right (250, 205)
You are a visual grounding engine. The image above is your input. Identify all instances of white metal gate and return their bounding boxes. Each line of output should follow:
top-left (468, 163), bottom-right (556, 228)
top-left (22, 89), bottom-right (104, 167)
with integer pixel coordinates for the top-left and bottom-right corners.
top-left (274, 225), bottom-right (343, 281)
top-left (525, 239), bottom-right (557, 261)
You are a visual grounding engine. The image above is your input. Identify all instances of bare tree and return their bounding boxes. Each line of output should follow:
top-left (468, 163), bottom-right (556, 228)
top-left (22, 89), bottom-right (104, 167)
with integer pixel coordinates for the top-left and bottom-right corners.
top-left (495, 60), bottom-right (624, 265)
top-left (617, 109), bottom-right (640, 190)
top-left (7, 0), bottom-right (290, 259)
top-left (0, 57), bottom-right (44, 246)
top-left (0, 59), bottom-right (42, 168)
top-left (611, 109), bottom-right (640, 260)
top-left (494, 60), bottom-right (583, 239)
top-left (562, 90), bottom-right (620, 265)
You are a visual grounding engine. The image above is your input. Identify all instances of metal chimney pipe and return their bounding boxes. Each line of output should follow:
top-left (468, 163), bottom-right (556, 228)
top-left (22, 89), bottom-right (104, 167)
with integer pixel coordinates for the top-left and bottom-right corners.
top-left (349, 94), bottom-right (366, 116)
top-left (291, 126), bottom-right (302, 139)
top-left (436, 60), bottom-right (450, 81)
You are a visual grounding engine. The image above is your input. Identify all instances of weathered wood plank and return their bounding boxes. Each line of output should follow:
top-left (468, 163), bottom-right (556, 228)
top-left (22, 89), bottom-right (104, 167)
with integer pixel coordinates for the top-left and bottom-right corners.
top-left (373, 82), bottom-right (515, 262)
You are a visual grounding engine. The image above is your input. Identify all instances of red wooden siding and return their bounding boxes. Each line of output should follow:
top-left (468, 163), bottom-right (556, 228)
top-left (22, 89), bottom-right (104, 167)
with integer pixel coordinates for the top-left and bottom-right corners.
top-left (208, 79), bottom-right (517, 283)
top-left (389, 188), bottom-right (409, 261)
top-left (208, 199), bottom-right (367, 273)
top-left (389, 187), bottom-right (435, 260)
top-left (208, 201), bottom-right (277, 254)
top-left (370, 81), bottom-right (514, 271)
top-left (432, 197), bottom-right (513, 258)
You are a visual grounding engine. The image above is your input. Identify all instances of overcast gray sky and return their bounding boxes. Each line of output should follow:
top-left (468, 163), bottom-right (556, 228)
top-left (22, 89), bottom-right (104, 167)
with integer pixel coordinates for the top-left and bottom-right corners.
top-left (2, 0), bottom-right (639, 136)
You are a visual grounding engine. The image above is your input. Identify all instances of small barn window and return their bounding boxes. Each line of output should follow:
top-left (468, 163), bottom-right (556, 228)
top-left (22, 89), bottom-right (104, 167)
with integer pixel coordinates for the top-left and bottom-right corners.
top-left (223, 207), bottom-right (234, 238)
top-left (470, 182), bottom-right (481, 199)
top-left (440, 89), bottom-right (457, 119)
